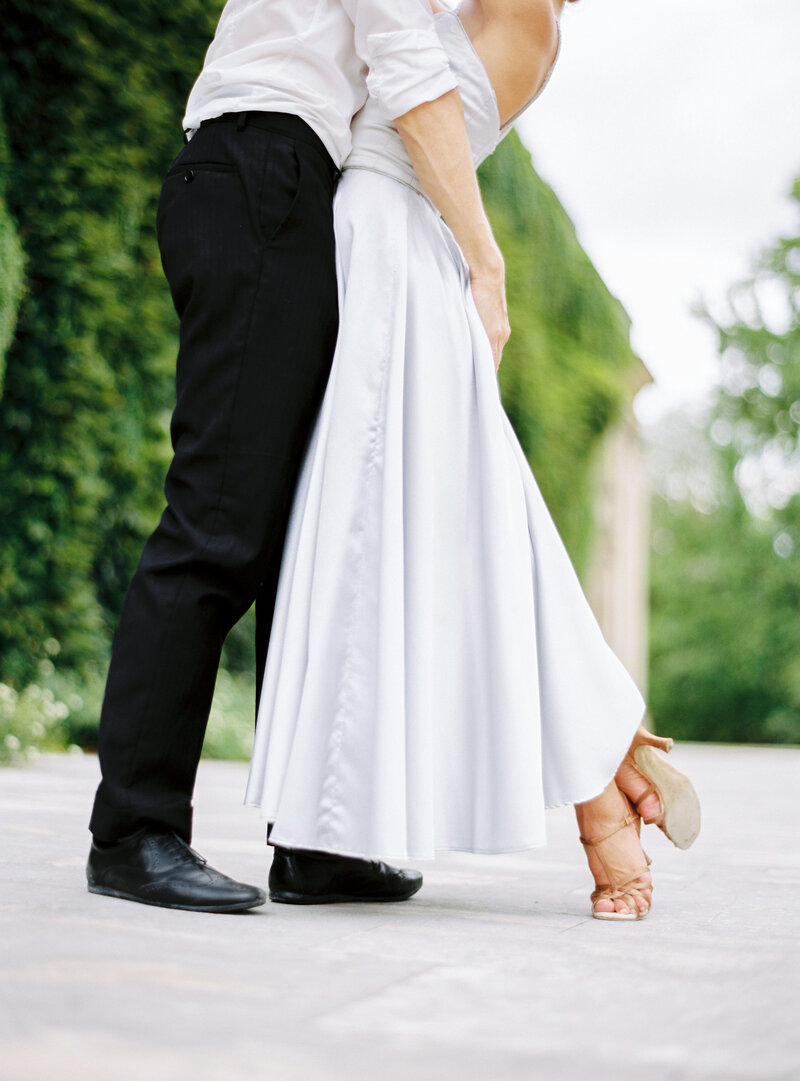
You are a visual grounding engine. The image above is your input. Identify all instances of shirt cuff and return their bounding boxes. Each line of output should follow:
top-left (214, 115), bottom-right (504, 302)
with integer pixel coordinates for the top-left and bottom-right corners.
top-left (365, 28), bottom-right (458, 120)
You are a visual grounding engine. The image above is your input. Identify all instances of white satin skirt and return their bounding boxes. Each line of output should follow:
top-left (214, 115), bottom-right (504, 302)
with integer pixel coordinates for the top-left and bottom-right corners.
top-left (244, 168), bottom-right (646, 861)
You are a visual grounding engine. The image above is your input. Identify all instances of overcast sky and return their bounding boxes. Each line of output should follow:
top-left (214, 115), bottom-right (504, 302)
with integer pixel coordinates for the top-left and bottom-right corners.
top-left (515, 0), bottom-right (800, 422)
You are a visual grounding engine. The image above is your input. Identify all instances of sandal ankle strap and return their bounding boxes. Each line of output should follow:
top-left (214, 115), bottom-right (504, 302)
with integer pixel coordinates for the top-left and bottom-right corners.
top-left (579, 812), bottom-right (638, 850)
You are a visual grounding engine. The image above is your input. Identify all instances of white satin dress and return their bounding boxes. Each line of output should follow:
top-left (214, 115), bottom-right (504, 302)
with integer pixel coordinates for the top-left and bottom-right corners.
top-left (245, 9), bottom-right (646, 861)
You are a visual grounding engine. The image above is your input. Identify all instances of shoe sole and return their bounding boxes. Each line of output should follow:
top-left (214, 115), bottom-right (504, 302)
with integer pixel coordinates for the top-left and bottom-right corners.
top-left (269, 883), bottom-right (423, 905)
top-left (87, 882), bottom-right (267, 913)
top-left (592, 908), bottom-right (648, 922)
top-left (633, 745), bottom-right (701, 850)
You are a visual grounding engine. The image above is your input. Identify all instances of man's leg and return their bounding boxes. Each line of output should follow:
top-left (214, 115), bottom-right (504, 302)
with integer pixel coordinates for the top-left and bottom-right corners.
top-left (89, 115), bottom-right (338, 852)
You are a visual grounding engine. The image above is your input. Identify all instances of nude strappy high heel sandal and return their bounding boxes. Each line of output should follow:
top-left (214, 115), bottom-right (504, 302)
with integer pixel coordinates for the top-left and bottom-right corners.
top-left (579, 798), bottom-right (653, 921)
top-left (623, 727), bottom-right (701, 851)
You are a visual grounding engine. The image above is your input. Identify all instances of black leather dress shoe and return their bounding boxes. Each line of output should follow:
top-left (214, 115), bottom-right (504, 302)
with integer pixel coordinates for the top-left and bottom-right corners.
top-left (87, 827), bottom-right (266, 913)
top-left (268, 844), bottom-right (423, 904)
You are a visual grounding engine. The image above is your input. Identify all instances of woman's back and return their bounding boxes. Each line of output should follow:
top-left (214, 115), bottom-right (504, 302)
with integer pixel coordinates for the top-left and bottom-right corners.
top-left (344, 6), bottom-right (561, 197)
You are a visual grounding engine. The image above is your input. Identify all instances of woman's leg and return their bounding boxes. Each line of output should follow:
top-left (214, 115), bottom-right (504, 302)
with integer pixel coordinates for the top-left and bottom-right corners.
top-left (574, 780), bottom-right (653, 917)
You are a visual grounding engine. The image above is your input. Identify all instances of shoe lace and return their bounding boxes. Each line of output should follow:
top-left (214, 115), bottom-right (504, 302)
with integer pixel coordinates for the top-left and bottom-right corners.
top-left (157, 831), bottom-right (208, 867)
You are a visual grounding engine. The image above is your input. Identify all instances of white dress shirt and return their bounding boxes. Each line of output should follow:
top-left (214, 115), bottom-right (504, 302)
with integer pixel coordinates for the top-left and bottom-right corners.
top-left (183, 0), bottom-right (459, 168)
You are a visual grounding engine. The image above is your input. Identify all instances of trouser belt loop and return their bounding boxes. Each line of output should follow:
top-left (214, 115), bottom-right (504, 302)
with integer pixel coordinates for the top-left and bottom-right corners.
top-left (236, 111), bottom-right (249, 132)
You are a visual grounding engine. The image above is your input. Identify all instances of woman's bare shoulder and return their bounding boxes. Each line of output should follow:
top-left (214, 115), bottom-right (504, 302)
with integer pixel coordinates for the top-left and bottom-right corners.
top-left (481, 0), bottom-right (558, 37)
top-left (464, 0), bottom-right (559, 126)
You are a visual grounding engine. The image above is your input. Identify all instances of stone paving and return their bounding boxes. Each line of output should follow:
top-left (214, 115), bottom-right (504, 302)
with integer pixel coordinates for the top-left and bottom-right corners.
top-left (1, 744), bottom-right (798, 1081)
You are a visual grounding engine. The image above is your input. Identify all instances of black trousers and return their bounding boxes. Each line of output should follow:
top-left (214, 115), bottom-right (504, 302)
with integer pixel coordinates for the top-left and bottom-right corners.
top-left (89, 113), bottom-right (339, 843)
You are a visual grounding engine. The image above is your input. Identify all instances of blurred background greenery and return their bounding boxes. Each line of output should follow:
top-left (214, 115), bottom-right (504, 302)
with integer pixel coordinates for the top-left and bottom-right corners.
top-left (647, 189), bottom-right (800, 745)
top-left (1, 0), bottom-right (798, 764)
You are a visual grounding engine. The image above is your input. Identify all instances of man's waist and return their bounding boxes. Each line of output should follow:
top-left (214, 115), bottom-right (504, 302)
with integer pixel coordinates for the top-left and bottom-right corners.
top-left (195, 111), bottom-right (336, 170)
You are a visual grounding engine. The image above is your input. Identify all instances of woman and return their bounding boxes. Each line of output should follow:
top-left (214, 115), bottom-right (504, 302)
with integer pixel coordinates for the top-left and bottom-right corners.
top-left (246, 0), bottom-right (701, 920)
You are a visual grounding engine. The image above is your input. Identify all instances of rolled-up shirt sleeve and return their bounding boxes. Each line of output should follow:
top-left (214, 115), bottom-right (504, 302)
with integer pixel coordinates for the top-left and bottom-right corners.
top-left (341, 0), bottom-right (458, 119)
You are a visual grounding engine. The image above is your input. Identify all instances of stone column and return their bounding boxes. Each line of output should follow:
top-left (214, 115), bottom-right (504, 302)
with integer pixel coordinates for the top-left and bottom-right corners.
top-left (586, 356), bottom-right (653, 693)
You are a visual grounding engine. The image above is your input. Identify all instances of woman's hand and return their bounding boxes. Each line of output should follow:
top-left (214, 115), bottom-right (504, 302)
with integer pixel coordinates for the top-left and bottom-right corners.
top-left (469, 247), bottom-right (510, 371)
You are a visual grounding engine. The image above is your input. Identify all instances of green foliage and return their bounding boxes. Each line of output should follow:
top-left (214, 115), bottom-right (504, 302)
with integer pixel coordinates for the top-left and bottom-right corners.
top-left (709, 176), bottom-right (800, 467)
top-left (0, 678), bottom-right (69, 765)
top-left (648, 177), bottom-right (800, 744)
top-left (0, 680), bottom-right (70, 764)
top-left (649, 481), bottom-right (800, 744)
top-left (0, 0), bottom-right (223, 685)
top-left (0, 106), bottom-right (25, 391)
top-left (480, 134), bottom-right (637, 569)
top-left (0, 635), bottom-right (77, 763)
top-left (0, 655), bottom-right (255, 762)
top-left (201, 669), bottom-right (259, 761)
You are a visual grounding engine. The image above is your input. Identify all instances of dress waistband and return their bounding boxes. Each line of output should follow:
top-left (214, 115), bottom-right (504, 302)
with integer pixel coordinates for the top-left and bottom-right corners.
top-left (341, 154), bottom-right (436, 215)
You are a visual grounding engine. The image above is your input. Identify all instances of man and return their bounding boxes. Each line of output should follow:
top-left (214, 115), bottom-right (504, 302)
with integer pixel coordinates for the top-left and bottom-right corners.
top-left (87, 0), bottom-right (509, 912)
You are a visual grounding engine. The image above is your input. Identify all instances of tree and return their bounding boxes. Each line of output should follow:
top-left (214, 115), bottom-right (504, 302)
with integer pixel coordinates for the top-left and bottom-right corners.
top-left (648, 178), bottom-right (800, 744)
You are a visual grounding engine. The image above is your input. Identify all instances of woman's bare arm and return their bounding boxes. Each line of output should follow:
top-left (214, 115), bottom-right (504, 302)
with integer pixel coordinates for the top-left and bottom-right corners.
top-left (394, 91), bottom-right (509, 369)
top-left (396, 0), bottom-right (560, 372)
top-left (344, 0), bottom-right (511, 367)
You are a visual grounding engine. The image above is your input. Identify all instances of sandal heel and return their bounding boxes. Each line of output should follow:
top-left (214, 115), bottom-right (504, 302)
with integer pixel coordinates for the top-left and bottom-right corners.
top-left (632, 744), bottom-right (701, 850)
